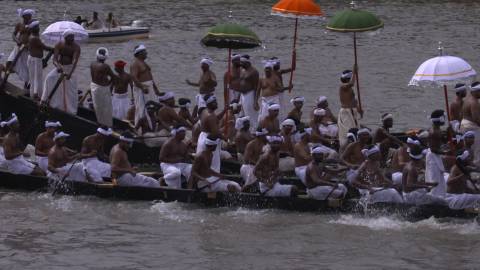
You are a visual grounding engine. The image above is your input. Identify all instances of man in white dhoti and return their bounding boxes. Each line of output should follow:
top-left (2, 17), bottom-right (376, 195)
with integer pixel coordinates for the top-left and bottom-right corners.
top-left (450, 83), bottom-right (467, 133)
top-left (271, 56), bottom-right (295, 121)
top-left (159, 126), bottom-right (192, 189)
top-left (294, 128), bottom-right (312, 185)
top-left (287, 96), bottom-right (304, 127)
top-left (279, 118), bottom-right (296, 172)
top-left (47, 131), bottom-right (86, 182)
top-left (80, 127), bottom-right (113, 183)
top-left (130, 44), bottom-right (161, 125)
top-left (27, 20), bottom-right (52, 99)
top-left (90, 47), bottom-right (116, 127)
top-left (257, 61), bottom-right (289, 122)
top-left (337, 66), bottom-right (362, 149)
top-left (460, 82), bottom-right (480, 167)
top-left (111, 60), bottom-right (133, 120)
top-left (446, 151), bottom-right (480, 209)
top-left (41, 29), bottom-right (80, 114)
top-left (110, 133), bottom-right (160, 188)
top-left (239, 55), bottom-right (259, 132)
top-left (35, 120), bottom-right (61, 173)
top-left (186, 57), bottom-right (217, 117)
top-left (223, 54), bottom-right (242, 106)
top-left (240, 128), bottom-right (268, 191)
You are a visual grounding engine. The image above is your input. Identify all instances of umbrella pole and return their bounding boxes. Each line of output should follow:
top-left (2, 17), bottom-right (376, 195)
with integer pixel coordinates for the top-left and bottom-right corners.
top-left (443, 85), bottom-right (451, 122)
top-left (353, 32), bottom-right (362, 115)
top-left (224, 48), bottom-right (232, 138)
top-left (288, 18), bottom-right (298, 93)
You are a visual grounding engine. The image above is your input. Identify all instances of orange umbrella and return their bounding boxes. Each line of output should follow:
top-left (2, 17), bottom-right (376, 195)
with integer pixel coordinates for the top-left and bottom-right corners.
top-left (271, 0), bottom-right (323, 91)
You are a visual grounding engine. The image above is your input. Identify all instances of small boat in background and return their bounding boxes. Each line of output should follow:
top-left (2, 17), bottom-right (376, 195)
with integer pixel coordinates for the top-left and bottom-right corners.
top-left (86, 20), bottom-right (150, 42)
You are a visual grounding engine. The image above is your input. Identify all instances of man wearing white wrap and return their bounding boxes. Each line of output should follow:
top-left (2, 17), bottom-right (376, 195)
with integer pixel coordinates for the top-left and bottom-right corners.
top-left (80, 127), bottom-right (113, 182)
top-left (130, 44), bottom-right (161, 125)
top-left (35, 120), bottom-right (61, 173)
top-left (287, 96), bottom-right (304, 126)
top-left (111, 60), bottom-right (133, 120)
top-left (450, 83), bottom-right (467, 133)
top-left (27, 20), bottom-right (52, 99)
top-left (259, 103), bottom-right (281, 135)
top-left (41, 29), bottom-right (81, 114)
top-left (110, 133), bottom-right (160, 187)
top-left (338, 65), bottom-right (362, 149)
top-left (186, 57), bottom-right (217, 116)
top-left (223, 54), bottom-right (242, 105)
top-left (239, 55), bottom-right (259, 132)
top-left (90, 47), bottom-right (116, 127)
top-left (240, 128), bottom-right (268, 191)
top-left (460, 82), bottom-right (480, 167)
top-left (294, 128), bottom-right (312, 185)
top-left (159, 126), bottom-right (192, 189)
top-left (47, 132), bottom-right (86, 182)
top-left (257, 60), bottom-right (289, 122)
top-left (446, 151), bottom-right (480, 209)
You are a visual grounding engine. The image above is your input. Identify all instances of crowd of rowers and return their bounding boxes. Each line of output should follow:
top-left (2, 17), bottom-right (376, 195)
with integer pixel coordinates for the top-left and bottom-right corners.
top-left (3, 9), bottom-right (480, 209)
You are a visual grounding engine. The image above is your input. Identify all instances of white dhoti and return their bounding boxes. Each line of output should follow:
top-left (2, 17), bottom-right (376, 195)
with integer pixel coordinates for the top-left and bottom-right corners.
top-left (278, 91), bottom-right (288, 121)
top-left (240, 164), bottom-right (257, 186)
top-left (338, 108), bottom-right (359, 148)
top-left (82, 157), bottom-right (111, 183)
top-left (391, 172), bottom-right (403, 186)
top-left (319, 123), bottom-right (339, 138)
top-left (90, 82), bottom-right (113, 127)
top-left (279, 156), bottom-right (295, 172)
top-left (347, 169), bottom-right (358, 184)
top-left (4, 156), bottom-right (35, 175)
top-left (258, 94), bottom-right (281, 123)
top-left (27, 55), bottom-right (43, 97)
top-left (425, 148), bottom-right (447, 197)
top-left (42, 65), bottom-right (78, 114)
top-left (8, 45), bottom-right (29, 83)
top-left (196, 132), bottom-right (221, 172)
top-left (198, 176), bottom-right (241, 192)
top-left (460, 119), bottom-right (480, 167)
top-left (403, 188), bottom-right (446, 205)
top-left (143, 130), bottom-right (171, 148)
top-left (195, 93), bottom-right (207, 108)
top-left (116, 173), bottom-right (160, 188)
top-left (307, 184), bottom-right (348, 200)
top-left (450, 120), bottom-right (460, 133)
top-left (47, 163), bottom-right (86, 182)
top-left (133, 80), bottom-right (158, 125)
top-left (229, 89), bottom-right (241, 103)
top-left (36, 156), bottom-right (49, 173)
top-left (160, 162), bottom-right (192, 189)
top-left (239, 90), bottom-right (259, 132)
top-left (112, 93), bottom-right (131, 120)
top-left (0, 147), bottom-right (6, 170)
top-left (295, 165), bottom-right (307, 185)
top-left (259, 182), bottom-right (293, 197)
top-left (446, 193), bottom-right (480, 210)
top-left (359, 188), bottom-right (404, 204)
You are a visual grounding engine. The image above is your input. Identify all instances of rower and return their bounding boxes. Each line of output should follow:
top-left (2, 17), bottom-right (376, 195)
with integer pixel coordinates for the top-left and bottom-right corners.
top-left (27, 20), bottom-right (52, 100)
top-left (130, 44), bottom-right (161, 125)
top-left (178, 98), bottom-right (196, 127)
top-left (234, 116), bottom-right (252, 161)
top-left (158, 92), bottom-right (192, 129)
top-left (287, 96), bottom-right (304, 127)
top-left (305, 146), bottom-right (348, 200)
top-left (240, 127), bottom-right (268, 190)
top-left (159, 125), bottom-right (192, 188)
top-left (314, 96), bottom-right (337, 123)
top-left (41, 29), bottom-right (81, 114)
top-left (220, 101), bottom-right (242, 144)
top-left (445, 151), bottom-right (480, 209)
top-left (239, 55), bottom-right (260, 131)
top-left (110, 132), bottom-right (160, 187)
top-left (391, 135), bottom-right (424, 185)
top-left (341, 128), bottom-right (372, 183)
top-left (3, 114), bottom-right (43, 176)
top-left (34, 120), bottom-right (62, 172)
top-left (106, 12), bottom-right (119, 28)
top-left (136, 101), bottom-right (161, 135)
top-left (293, 127), bottom-right (312, 185)
top-left (271, 56), bottom-right (295, 87)
top-left (450, 84), bottom-right (467, 133)
top-left (338, 65), bottom-right (362, 149)
top-left (462, 131), bottom-right (475, 162)
top-left (254, 135), bottom-right (297, 197)
top-left (352, 145), bottom-right (404, 204)
top-left (373, 113), bottom-right (404, 167)
top-left (310, 108), bottom-right (339, 150)
top-left (186, 57), bottom-right (217, 117)
top-left (86, 12), bottom-right (104, 30)
top-left (259, 103), bottom-right (280, 135)
top-left (257, 61), bottom-right (287, 123)
top-left (223, 54), bottom-right (242, 105)
top-left (111, 60), bottom-right (133, 120)
top-left (47, 132), bottom-right (86, 181)
top-left (188, 135), bottom-right (241, 192)
top-left (80, 127), bottom-right (112, 183)
top-left (460, 82), bottom-right (480, 167)
top-left (279, 118), bottom-right (296, 172)
top-left (90, 47), bottom-right (116, 127)
top-left (7, 8), bottom-right (34, 89)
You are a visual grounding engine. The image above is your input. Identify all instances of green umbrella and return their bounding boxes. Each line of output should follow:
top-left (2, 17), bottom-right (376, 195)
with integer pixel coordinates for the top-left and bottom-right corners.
top-left (326, 1), bottom-right (383, 114)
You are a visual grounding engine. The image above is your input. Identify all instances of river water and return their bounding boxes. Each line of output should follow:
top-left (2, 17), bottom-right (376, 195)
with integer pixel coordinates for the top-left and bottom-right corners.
top-left (1, 0), bottom-right (480, 269)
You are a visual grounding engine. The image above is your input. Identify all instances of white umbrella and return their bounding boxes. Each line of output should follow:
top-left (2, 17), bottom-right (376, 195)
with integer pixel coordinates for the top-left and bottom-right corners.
top-left (41, 21), bottom-right (88, 46)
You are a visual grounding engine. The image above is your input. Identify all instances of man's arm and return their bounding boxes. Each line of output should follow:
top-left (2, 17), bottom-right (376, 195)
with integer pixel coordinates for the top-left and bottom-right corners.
top-left (340, 144), bottom-right (358, 168)
top-left (67, 45), bottom-right (81, 79)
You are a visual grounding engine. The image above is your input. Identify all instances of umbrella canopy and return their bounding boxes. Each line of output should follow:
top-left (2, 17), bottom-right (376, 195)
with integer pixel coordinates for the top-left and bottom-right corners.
top-left (41, 21), bottom-right (88, 46)
top-left (326, 6), bottom-right (383, 32)
top-left (201, 23), bottom-right (261, 49)
top-left (271, 0), bottom-right (323, 18)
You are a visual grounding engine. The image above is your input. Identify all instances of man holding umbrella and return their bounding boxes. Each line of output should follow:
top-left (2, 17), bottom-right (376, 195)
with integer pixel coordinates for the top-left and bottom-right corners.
top-left (338, 64), bottom-right (362, 150)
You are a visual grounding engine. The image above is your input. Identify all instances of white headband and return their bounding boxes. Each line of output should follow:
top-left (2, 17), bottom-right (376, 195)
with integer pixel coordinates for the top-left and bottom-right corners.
top-left (96, 47), bottom-right (109, 60)
top-left (268, 103), bottom-right (280, 111)
top-left (97, 127), bottom-right (113, 136)
top-left (317, 96), bottom-right (327, 104)
top-left (27, 20), bottom-right (39, 29)
top-left (263, 60), bottom-right (274, 69)
top-left (455, 85), bottom-right (467, 92)
top-left (205, 95), bottom-right (217, 105)
top-left (255, 128), bottom-right (269, 136)
top-left (298, 128), bottom-right (312, 137)
top-left (119, 136), bottom-right (134, 143)
top-left (311, 145), bottom-right (330, 155)
top-left (240, 56), bottom-right (250, 63)
top-left (430, 114), bottom-right (446, 124)
top-left (357, 128), bottom-right (372, 136)
top-left (171, 126), bottom-right (187, 136)
top-left (418, 130), bottom-right (429, 139)
top-left (361, 146), bottom-right (380, 158)
top-left (314, 109), bottom-right (326, 116)
top-left (271, 58), bottom-right (280, 65)
top-left (179, 102), bottom-right (191, 108)
top-left (347, 132), bottom-right (357, 141)
top-left (18, 9), bottom-right (35, 17)
top-left (54, 131), bottom-right (69, 141)
top-left (5, 113), bottom-right (18, 127)
top-left (235, 116), bottom-right (250, 130)
top-left (159, 92), bottom-right (175, 102)
top-left (134, 44), bottom-right (146, 55)
top-left (229, 102), bottom-right (240, 111)
top-left (471, 83), bottom-right (480, 92)
top-left (63, 29), bottom-right (74, 38)
top-left (45, 121), bottom-right (61, 128)
top-left (200, 58), bottom-right (213, 66)
top-left (290, 96), bottom-right (305, 104)
top-left (381, 113), bottom-right (393, 122)
top-left (406, 137), bottom-right (421, 146)
top-left (281, 119), bottom-right (296, 131)
top-left (231, 54), bottom-right (241, 61)
top-left (341, 71), bottom-right (353, 79)
top-left (205, 137), bottom-right (218, 146)
top-left (409, 149), bottom-right (424, 160)
top-left (463, 130), bottom-right (475, 139)
top-left (457, 150), bottom-right (470, 161)
top-left (266, 135), bottom-right (284, 143)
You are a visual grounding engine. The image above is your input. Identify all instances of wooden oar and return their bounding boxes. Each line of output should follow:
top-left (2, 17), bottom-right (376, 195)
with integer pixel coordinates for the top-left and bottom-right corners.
top-left (0, 45), bottom-right (27, 91)
top-left (52, 158), bottom-right (81, 196)
top-left (43, 72), bottom-right (66, 109)
top-left (197, 178), bottom-right (222, 191)
top-left (42, 51), bottom-right (54, 68)
top-left (79, 89), bottom-right (92, 105)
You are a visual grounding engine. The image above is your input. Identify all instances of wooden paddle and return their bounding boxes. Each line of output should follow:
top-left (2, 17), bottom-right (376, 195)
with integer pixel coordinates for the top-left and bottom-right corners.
top-left (42, 51), bottom-right (54, 68)
top-left (0, 45), bottom-right (27, 91)
top-left (42, 72), bottom-right (66, 110)
top-left (52, 157), bottom-right (81, 196)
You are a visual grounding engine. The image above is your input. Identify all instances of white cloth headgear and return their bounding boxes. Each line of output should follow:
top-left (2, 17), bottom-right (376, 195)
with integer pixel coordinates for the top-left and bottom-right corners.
top-left (457, 150), bottom-right (470, 161)
top-left (455, 84), bottom-right (467, 92)
top-left (347, 132), bottom-right (357, 142)
top-left (463, 130), bottom-right (475, 139)
top-left (119, 135), bottom-right (134, 143)
top-left (205, 95), bottom-right (217, 105)
top-left (63, 29), bottom-right (75, 38)
top-left (205, 137), bottom-right (218, 146)
top-left (18, 9), bottom-right (35, 17)
top-left (4, 113), bottom-right (18, 127)
top-left (266, 135), bottom-right (284, 143)
top-left (268, 103), bottom-right (280, 111)
top-left (27, 20), bottom-right (39, 29)
top-left (171, 126), bottom-right (187, 136)
top-left (417, 130), bottom-right (429, 139)
top-left (229, 102), bottom-right (240, 111)
top-left (430, 114), bottom-right (446, 124)
top-left (255, 128), bottom-right (269, 136)
top-left (231, 54), bottom-right (241, 61)
top-left (97, 127), bottom-right (113, 136)
top-left (408, 149), bottom-right (424, 160)
top-left (235, 116), bottom-right (250, 130)
top-left (341, 71), bottom-right (353, 80)
top-left (290, 96), bottom-right (305, 104)
top-left (134, 44), bottom-right (146, 55)
top-left (281, 119), bottom-right (296, 132)
top-left (357, 128), bottom-right (372, 136)
top-left (54, 131), bottom-right (70, 141)
top-left (262, 60), bottom-right (274, 69)
top-left (471, 83), bottom-right (480, 92)
top-left (240, 56), bottom-right (250, 63)
top-left (96, 47), bottom-right (109, 61)
top-left (311, 145), bottom-right (330, 155)
top-left (317, 96), bottom-right (327, 104)
top-left (314, 109), bottom-right (326, 116)
top-left (406, 137), bottom-right (421, 146)
top-left (179, 101), bottom-right (191, 108)
top-left (159, 92), bottom-right (175, 102)
top-left (45, 121), bottom-right (62, 128)
top-left (361, 145), bottom-right (380, 158)
top-left (200, 57), bottom-right (213, 66)
top-left (381, 113), bottom-right (393, 122)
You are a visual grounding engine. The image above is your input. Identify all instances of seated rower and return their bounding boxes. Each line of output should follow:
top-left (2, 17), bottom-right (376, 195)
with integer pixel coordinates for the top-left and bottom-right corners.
top-left (352, 145), bottom-right (404, 204)
top-left (311, 96), bottom-right (337, 124)
top-left (136, 101), bottom-right (169, 147)
top-left (188, 135), bottom-right (241, 192)
top-left (287, 96), bottom-right (304, 127)
top-left (240, 128), bottom-right (268, 190)
top-left (47, 132), bottom-right (86, 182)
top-left (294, 127), bottom-right (312, 185)
top-left (373, 113), bottom-right (404, 167)
top-left (178, 98), bottom-right (196, 127)
top-left (462, 131), bottom-right (475, 161)
top-left (259, 103), bottom-right (280, 135)
top-left (80, 127), bottom-right (113, 183)
top-left (3, 114), bottom-right (44, 176)
top-left (159, 125), bottom-right (192, 188)
top-left (310, 108), bottom-right (339, 150)
top-left (110, 133), bottom-right (160, 187)
top-left (220, 101), bottom-right (242, 144)
top-left (158, 92), bottom-right (192, 130)
top-left (234, 116), bottom-right (253, 161)
top-left (391, 135), bottom-right (424, 186)
top-left (446, 151), bottom-right (480, 209)
top-left (35, 120), bottom-right (62, 172)
top-left (279, 118), bottom-right (296, 172)
top-left (305, 146), bottom-right (348, 200)
top-left (341, 128), bottom-right (372, 183)
top-left (254, 135), bottom-right (297, 197)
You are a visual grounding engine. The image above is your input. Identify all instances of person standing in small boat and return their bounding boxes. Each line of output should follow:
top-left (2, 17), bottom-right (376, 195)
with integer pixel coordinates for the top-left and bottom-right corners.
top-left (223, 54), bottom-right (242, 105)
top-left (240, 127), bottom-right (268, 191)
top-left (86, 12), bottom-right (104, 30)
top-left (41, 29), bottom-right (81, 114)
top-left (239, 55), bottom-right (260, 131)
top-left (287, 96), bottom-right (304, 127)
top-left (259, 103), bottom-right (280, 135)
top-left (111, 60), bottom-right (133, 120)
top-left (257, 61), bottom-right (288, 123)
top-left (47, 132), bottom-right (86, 182)
top-left (186, 57), bottom-right (217, 116)
top-left (450, 84), bottom-right (467, 133)
top-left (130, 44), bottom-right (161, 125)
top-left (27, 20), bottom-right (52, 100)
top-left (159, 125), bottom-right (192, 188)
top-left (80, 127), bottom-right (112, 183)
top-left (110, 133), bottom-right (160, 187)
top-left (294, 127), bottom-right (312, 185)
top-left (105, 12), bottom-right (119, 28)
top-left (446, 150), bottom-right (480, 209)
top-left (338, 65), bottom-right (362, 150)
top-left (234, 116), bottom-right (252, 161)
top-left (35, 120), bottom-right (61, 173)
top-left (90, 47), bottom-right (116, 127)
top-left (460, 82), bottom-right (480, 167)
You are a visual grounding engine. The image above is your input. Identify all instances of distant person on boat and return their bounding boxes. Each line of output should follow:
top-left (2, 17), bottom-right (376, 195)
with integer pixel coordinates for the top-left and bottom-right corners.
top-left (186, 57), bottom-right (217, 117)
top-left (240, 127), bottom-right (268, 191)
top-left (312, 96), bottom-right (337, 124)
top-left (159, 125), bottom-right (192, 188)
top-left (294, 127), bottom-right (312, 185)
top-left (27, 20), bottom-right (52, 100)
top-left (220, 101), bottom-right (242, 144)
top-left (338, 65), bottom-right (362, 150)
top-left (2, 114), bottom-right (44, 176)
top-left (287, 96), bottom-right (304, 127)
top-left (74, 16), bottom-right (88, 25)
top-left (177, 98), bottom-right (196, 127)
top-left (47, 132), bottom-right (87, 182)
top-left (239, 55), bottom-right (260, 132)
top-left (234, 116), bottom-right (252, 161)
top-left (271, 56), bottom-right (295, 118)
top-left (110, 132), bottom-right (160, 187)
top-left (130, 44), bottom-right (161, 125)
top-left (224, 54), bottom-right (242, 105)
top-left (425, 110), bottom-right (449, 198)
top-left (310, 108), bottom-right (339, 152)
top-left (341, 128), bottom-right (372, 183)
top-left (111, 60), bottom-right (133, 120)
top-left (86, 12), bottom-right (104, 30)
top-left (80, 127), bottom-right (112, 183)
top-left (188, 135), bottom-right (241, 192)
top-left (259, 103), bottom-right (280, 135)
top-left (35, 120), bottom-right (62, 173)
top-left (279, 118), bottom-right (296, 172)
top-left (257, 61), bottom-right (288, 123)
top-left (305, 145), bottom-right (348, 200)
top-left (445, 150), bottom-right (480, 209)
top-left (390, 135), bottom-right (424, 186)
top-left (460, 82), bottom-right (480, 167)
top-left (373, 113), bottom-right (404, 167)
top-left (157, 92), bottom-right (192, 130)
top-left (7, 8), bottom-right (34, 90)
top-left (41, 29), bottom-right (81, 114)
top-left (450, 83), bottom-right (467, 133)
top-left (90, 47), bottom-right (116, 127)
top-left (254, 135), bottom-right (297, 197)
top-left (106, 12), bottom-right (119, 28)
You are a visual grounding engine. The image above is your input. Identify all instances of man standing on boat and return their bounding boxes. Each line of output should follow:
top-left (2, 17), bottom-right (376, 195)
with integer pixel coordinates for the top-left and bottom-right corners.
top-left (80, 127), bottom-right (112, 183)
top-left (111, 60), bottom-right (133, 120)
top-left (186, 57), bottom-right (217, 116)
top-left (130, 44), bottom-right (161, 125)
top-left (460, 82), bottom-right (480, 167)
top-left (90, 47), bottom-right (116, 127)
top-left (239, 55), bottom-right (260, 131)
top-left (41, 29), bottom-right (81, 114)
top-left (27, 20), bottom-right (52, 100)
top-left (48, 132), bottom-right (87, 182)
top-left (159, 125), bottom-right (192, 188)
top-left (450, 84), bottom-right (467, 133)
top-left (35, 120), bottom-right (62, 173)
top-left (240, 127), bottom-right (268, 191)
top-left (338, 65), bottom-right (362, 150)
top-left (224, 54), bottom-right (242, 104)
top-left (257, 61), bottom-right (289, 123)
